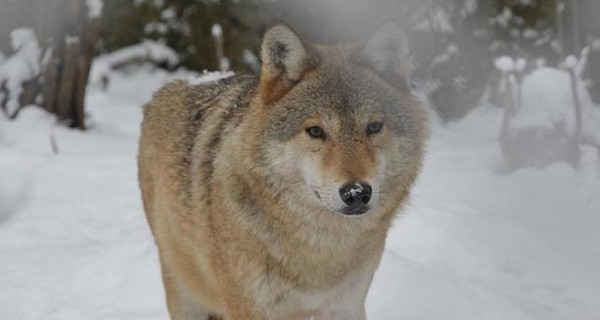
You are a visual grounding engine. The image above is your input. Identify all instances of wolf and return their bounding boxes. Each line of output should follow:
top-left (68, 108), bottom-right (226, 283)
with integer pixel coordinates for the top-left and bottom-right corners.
top-left (138, 22), bottom-right (428, 320)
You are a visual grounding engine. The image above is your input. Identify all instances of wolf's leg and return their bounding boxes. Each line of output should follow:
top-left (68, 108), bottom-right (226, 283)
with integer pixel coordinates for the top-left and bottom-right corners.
top-left (311, 269), bottom-right (375, 320)
top-left (218, 286), bottom-right (266, 320)
top-left (221, 298), bottom-right (261, 320)
top-left (162, 268), bottom-right (217, 320)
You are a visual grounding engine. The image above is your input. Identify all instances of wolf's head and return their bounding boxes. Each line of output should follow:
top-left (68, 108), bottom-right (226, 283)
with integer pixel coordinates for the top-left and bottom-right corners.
top-left (248, 22), bottom-right (427, 219)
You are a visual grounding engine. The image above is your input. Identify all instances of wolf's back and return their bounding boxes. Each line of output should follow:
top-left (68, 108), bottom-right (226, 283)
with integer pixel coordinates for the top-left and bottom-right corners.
top-left (138, 75), bottom-right (256, 223)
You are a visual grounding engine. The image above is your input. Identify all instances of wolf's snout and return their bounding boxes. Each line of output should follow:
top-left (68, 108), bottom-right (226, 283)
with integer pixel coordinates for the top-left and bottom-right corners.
top-left (339, 182), bottom-right (372, 215)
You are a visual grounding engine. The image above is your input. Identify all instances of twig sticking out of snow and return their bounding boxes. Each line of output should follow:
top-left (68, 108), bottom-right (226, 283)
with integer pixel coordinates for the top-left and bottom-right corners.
top-left (562, 55), bottom-right (583, 145)
top-left (50, 134), bottom-right (59, 155)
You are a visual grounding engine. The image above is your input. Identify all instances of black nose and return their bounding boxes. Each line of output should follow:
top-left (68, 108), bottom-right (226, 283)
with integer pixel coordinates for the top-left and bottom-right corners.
top-left (339, 182), bottom-right (372, 208)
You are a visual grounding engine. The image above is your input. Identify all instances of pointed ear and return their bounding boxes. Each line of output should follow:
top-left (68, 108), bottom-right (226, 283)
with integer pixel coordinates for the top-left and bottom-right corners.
top-left (354, 21), bottom-right (412, 90)
top-left (259, 25), bottom-right (319, 102)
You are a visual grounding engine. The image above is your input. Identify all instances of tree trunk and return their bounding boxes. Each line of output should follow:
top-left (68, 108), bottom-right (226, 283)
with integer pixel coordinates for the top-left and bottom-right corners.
top-left (570, 0), bottom-right (581, 54)
top-left (35, 0), bottom-right (99, 129)
top-left (559, 0), bottom-right (583, 55)
top-left (567, 69), bottom-right (582, 142)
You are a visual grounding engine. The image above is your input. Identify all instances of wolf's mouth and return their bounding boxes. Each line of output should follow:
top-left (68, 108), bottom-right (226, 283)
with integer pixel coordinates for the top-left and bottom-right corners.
top-left (340, 205), bottom-right (370, 216)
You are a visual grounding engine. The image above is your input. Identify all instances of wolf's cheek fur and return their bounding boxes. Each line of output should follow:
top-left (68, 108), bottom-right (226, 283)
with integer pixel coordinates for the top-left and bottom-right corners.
top-left (295, 138), bottom-right (389, 213)
top-left (301, 155), bottom-right (345, 211)
top-left (269, 137), bottom-right (341, 210)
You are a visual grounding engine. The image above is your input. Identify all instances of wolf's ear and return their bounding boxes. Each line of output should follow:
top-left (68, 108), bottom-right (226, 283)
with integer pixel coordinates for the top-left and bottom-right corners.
top-left (354, 21), bottom-right (412, 90)
top-left (259, 25), bottom-right (318, 102)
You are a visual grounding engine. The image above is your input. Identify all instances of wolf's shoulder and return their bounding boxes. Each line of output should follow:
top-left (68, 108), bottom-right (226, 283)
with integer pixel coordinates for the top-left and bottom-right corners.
top-left (143, 74), bottom-right (256, 123)
top-left (187, 74), bottom-right (257, 106)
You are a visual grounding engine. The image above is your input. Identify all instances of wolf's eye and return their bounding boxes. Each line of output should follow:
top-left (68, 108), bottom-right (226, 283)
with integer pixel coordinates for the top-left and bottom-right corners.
top-left (367, 122), bottom-right (384, 135)
top-left (306, 126), bottom-right (326, 139)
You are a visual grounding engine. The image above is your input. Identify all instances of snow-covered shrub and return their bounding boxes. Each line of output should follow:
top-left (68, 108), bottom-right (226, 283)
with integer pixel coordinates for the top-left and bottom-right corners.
top-left (423, 41), bottom-right (491, 121)
top-left (411, 1), bottom-right (492, 122)
top-left (0, 28), bottom-right (42, 118)
top-left (501, 67), bottom-right (577, 168)
top-left (89, 40), bottom-right (179, 89)
top-left (499, 60), bottom-right (600, 169)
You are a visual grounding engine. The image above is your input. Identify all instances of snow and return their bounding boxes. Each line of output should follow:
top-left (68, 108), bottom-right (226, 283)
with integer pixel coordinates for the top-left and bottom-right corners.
top-left (1, 64), bottom-right (599, 320)
top-left (186, 70), bottom-right (233, 86)
top-left (86, 0), bottom-right (103, 19)
top-left (0, 28), bottom-right (41, 115)
top-left (6, 32), bottom-right (39, 67)
top-left (65, 35), bottom-right (80, 45)
top-left (510, 66), bottom-right (600, 145)
top-left (89, 40), bottom-right (180, 87)
top-left (211, 23), bottom-right (223, 38)
top-left (144, 22), bottom-right (169, 35)
top-left (134, 0), bottom-right (164, 8)
top-left (416, 7), bottom-right (455, 33)
top-left (495, 56), bottom-right (515, 72)
top-left (564, 55), bottom-right (579, 69)
top-left (431, 8), bottom-right (454, 33)
top-left (219, 57), bottom-right (230, 72)
top-left (496, 7), bottom-right (513, 28)
top-left (522, 28), bottom-right (538, 39)
top-left (96, 39), bottom-right (178, 69)
top-left (369, 107), bottom-right (600, 320)
top-left (242, 48), bottom-right (259, 72)
top-left (160, 7), bottom-right (176, 20)
top-left (515, 58), bottom-right (527, 72)
top-left (461, 0), bottom-right (478, 17)
top-left (431, 44), bottom-right (458, 67)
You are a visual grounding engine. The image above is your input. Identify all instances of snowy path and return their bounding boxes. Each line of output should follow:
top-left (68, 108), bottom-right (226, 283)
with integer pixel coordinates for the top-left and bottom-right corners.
top-left (1, 68), bottom-right (599, 320)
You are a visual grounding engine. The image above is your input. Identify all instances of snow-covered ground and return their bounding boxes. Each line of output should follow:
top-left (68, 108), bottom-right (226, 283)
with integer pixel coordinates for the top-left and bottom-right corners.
top-left (1, 65), bottom-right (599, 320)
